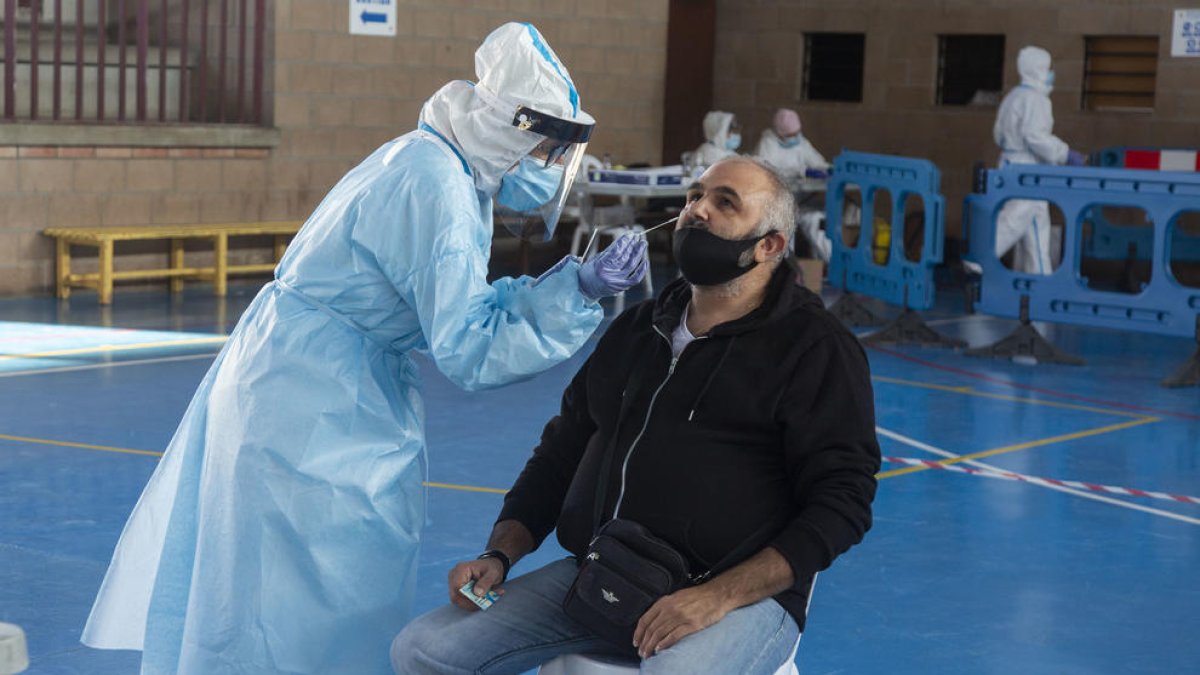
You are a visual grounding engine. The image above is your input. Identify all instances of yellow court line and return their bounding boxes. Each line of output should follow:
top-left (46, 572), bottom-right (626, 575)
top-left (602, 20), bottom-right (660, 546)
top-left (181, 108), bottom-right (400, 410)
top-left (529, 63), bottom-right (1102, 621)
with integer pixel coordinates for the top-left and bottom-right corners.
top-left (0, 432), bottom-right (508, 494)
top-left (423, 481), bottom-right (508, 495)
top-left (876, 416), bottom-right (1161, 479)
top-left (0, 433), bottom-right (164, 457)
top-left (0, 337), bottom-right (228, 362)
top-left (871, 375), bottom-right (1148, 419)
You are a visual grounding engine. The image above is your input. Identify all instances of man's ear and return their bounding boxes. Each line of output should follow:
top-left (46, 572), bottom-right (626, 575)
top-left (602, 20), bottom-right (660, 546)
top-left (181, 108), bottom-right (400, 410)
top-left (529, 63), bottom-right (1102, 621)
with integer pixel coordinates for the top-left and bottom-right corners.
top-left (756, 231), bottom-right (789, 262)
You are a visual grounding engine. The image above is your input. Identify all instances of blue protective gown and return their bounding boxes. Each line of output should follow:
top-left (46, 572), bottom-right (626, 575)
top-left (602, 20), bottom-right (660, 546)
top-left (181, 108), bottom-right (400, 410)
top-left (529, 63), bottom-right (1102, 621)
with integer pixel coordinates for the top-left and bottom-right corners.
top-left (82, 130), bottom-right (602, 674)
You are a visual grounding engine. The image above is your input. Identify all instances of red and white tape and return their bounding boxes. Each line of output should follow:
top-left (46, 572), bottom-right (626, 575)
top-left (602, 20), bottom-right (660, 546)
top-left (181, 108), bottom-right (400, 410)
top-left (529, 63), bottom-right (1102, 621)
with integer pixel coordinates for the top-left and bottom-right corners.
top-left (883, 456), bottom-right (1200, 505)
top-left (1123, 149), bottom-right (1200, 172)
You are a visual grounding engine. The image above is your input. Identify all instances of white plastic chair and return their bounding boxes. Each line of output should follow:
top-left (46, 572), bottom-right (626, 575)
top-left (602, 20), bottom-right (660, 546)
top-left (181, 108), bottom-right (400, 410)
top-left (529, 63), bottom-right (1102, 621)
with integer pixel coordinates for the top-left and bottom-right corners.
top-left (537, 634), bottom-right (799, 675)
top-left (538, 576), bottom-right (816, 675)
top-left (0, 623), bottom-right (29, 675)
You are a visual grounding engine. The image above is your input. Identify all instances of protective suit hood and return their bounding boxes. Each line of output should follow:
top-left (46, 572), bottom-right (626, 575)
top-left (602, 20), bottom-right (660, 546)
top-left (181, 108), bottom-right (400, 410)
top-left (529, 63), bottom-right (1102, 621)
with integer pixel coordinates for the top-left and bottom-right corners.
top-left (702, 111), bottom-right (736, 149)
top-left (1017, 46), bottom-right (1054, 96)
top-left (773, 108), bottom-right (802, 137)
top-left (418, 23), bottom-right (594, 196)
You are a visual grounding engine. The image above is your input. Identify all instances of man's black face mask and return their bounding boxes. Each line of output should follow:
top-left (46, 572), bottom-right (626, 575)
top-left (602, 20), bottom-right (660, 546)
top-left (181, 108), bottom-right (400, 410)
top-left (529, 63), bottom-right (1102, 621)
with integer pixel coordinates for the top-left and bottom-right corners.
top-left (672, 225), bottom-right (771, 287)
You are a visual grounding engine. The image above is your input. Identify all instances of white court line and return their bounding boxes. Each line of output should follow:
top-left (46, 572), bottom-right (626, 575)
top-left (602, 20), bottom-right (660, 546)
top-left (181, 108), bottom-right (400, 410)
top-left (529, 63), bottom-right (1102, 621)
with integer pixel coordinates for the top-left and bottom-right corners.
top-left (876, 426), bottom-right (1200, 526)
top-left (0, 352), bottom-right (218, 378)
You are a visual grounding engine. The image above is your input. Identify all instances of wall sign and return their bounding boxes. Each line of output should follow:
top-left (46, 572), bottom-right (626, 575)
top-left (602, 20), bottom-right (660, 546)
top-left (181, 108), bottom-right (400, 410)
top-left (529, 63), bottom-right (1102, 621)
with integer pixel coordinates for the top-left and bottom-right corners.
top-left (1172, 9), bottom-right (1200, 57)
top-left (350, 0), bottom-right (396, 37)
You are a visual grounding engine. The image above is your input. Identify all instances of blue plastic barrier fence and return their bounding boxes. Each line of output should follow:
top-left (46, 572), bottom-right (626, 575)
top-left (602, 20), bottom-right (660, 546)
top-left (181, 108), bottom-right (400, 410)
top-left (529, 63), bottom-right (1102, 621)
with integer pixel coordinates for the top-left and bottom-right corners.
top-left (964, 163), bottom-right (1200, 385)
top-left (1083, 147), bottom-right (1200, 262)
top-left (826, 151), bottom-right (962, 346)
top-left (827, 151), bottom-right (945, 310)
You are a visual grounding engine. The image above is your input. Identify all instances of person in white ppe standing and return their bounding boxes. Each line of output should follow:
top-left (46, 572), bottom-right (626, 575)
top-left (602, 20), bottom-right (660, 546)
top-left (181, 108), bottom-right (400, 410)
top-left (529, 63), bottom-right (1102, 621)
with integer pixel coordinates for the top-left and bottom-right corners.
top-left (992, 45), bottom-right (1087, 274)
top-left (81, 23), bottom-right (648, 675)
top-left (754, 108), bottom-right (829, 181)
top-left (692, 110), bottom-right (741, 166)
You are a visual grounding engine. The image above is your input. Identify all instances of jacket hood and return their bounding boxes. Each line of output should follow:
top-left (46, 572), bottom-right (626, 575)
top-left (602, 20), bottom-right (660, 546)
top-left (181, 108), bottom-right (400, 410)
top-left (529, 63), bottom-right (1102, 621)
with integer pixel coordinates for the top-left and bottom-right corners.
top-left (651, 258), bottom-right (822, 337)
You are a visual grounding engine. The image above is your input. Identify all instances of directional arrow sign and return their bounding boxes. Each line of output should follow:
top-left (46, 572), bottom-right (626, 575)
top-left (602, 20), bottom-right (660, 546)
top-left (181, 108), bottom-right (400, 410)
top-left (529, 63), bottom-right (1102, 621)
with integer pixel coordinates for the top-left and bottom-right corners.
top-left (350, 1), bottom-right (396, 37)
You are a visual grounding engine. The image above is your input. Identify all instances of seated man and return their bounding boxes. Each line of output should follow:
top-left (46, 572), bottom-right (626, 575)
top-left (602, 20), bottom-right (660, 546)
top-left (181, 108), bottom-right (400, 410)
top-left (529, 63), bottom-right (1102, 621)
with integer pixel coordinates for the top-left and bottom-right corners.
top-left (391, 157), bottom-right (880, 675)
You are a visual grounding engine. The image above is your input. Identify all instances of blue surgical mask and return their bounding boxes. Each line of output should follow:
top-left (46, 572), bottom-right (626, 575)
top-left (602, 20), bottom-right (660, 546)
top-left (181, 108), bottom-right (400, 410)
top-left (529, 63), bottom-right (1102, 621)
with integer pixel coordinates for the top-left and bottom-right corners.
top-left (496, 156), bottom-right (563, 212)
top-left (725, 133), bottom-right (741, 151)
top-left (780, 136), bottom-right (801, 149)
top-left (1046, 70), bottom-right (1056, 88)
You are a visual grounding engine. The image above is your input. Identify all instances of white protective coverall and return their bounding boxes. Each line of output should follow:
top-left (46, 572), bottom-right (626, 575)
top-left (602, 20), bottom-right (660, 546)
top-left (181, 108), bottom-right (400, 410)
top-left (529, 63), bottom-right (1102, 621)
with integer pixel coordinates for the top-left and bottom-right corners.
top-left (692, 111), bottom-right (738, 166)
top-left (754, 130), bottom-right (828, 181)
top-left (992, 46), bottom-right (1070, 274)
top-left (82, 23), bottom-right (602, 675)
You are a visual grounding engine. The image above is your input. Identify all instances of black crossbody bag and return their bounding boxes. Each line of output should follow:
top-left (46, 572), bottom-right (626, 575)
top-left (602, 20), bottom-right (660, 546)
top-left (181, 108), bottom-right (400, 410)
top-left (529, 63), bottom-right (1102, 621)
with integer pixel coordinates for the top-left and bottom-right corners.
top-left (561, 358), bottom-right (773, 650)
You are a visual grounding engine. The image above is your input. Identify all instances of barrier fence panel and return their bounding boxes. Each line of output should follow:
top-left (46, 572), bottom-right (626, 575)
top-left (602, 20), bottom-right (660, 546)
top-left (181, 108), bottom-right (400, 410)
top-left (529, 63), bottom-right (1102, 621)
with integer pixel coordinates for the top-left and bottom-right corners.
top-left (825, 151), bottom-right (963, 347)
top-left (1082, 147), bottom-right (1200, 264)
top-left (964, 163), bottom-right (1200, 386)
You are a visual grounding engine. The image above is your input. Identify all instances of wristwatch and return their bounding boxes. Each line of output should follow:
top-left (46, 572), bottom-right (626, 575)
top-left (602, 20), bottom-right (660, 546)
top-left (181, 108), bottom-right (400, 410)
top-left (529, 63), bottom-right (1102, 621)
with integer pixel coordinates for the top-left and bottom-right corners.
top-left (477, 549), bottom-right (512, 582)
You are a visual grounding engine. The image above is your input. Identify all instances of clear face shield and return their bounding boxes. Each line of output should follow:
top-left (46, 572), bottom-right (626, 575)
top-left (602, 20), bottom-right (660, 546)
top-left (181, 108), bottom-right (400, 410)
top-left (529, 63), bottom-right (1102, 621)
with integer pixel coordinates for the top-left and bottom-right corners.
top-left (495, 105), bottom-right (595, 242)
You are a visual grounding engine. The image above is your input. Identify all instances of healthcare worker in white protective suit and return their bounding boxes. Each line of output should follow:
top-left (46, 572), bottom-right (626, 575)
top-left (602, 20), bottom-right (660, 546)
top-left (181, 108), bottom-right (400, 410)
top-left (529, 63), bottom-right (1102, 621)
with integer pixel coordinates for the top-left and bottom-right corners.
top-left (992, 45), bottom-right (1087, 274)
top-left (754, 108), bottom-right (829, 181)
top-left (692, 110), bottom-right (741, 166)
top-left (756, 108), bottom-right (833, 260)
top-left (82, 23), bottom-right (648, 675)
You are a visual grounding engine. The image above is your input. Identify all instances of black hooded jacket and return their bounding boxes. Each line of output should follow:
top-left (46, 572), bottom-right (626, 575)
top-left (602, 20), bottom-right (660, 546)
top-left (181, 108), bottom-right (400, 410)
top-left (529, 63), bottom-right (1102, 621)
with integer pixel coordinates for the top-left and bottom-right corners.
top-left (498, 261), bottom-right (880, 628)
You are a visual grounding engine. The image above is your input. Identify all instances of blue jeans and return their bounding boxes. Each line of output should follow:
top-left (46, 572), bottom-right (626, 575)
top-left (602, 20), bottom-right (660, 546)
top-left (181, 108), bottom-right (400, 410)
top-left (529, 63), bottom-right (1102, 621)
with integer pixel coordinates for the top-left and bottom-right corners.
top-left (391, 558), bottom-right (799, 675)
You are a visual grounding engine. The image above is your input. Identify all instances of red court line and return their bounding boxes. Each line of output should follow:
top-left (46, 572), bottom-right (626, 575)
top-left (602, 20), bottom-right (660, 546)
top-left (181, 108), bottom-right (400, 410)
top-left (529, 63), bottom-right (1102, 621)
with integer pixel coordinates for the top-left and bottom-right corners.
top-left (867, 345), bottom-right (1200, 422)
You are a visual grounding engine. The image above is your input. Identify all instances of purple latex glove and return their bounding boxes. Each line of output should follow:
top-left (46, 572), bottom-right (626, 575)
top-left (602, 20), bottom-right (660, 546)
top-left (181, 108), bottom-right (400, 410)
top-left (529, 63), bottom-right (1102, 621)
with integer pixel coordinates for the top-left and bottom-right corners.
top-left (1066, 149), bottom-right (1088, 167)
top-left (578, 234), bottom-right (649, 300)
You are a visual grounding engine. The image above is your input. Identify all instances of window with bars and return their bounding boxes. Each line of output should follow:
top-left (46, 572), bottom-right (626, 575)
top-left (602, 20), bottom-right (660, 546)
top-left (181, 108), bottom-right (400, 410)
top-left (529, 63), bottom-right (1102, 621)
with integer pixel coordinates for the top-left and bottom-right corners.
top-left (802, 33), bottom-right (865, 103)
top-left (1083, 36), bottom-right (1159, 112)
top-left (937, 34), bottom-right (1005, 106)
top-left (1, 0), bottom-right (269, 126)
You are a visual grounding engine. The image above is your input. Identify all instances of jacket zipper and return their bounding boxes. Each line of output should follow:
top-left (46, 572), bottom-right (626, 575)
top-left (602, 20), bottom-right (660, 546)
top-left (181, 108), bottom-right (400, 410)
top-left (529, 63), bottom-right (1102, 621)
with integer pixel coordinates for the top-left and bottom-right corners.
top-left (611, 325), bottom-right (708, 519)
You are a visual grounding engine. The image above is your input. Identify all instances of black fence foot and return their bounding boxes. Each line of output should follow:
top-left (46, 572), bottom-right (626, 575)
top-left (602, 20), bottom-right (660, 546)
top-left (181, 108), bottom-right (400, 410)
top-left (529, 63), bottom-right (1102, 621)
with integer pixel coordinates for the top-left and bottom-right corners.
top-left (828, 293), bottom-right (883, 328)
top-left (1162, 347), bottom-right (1200, 388)
top-left (963, 320), bottom-right (1085, 365)
top-left (862, 309), bottom-right (966, 349)
top-left (1162, 322), bottom-right (1200, 388)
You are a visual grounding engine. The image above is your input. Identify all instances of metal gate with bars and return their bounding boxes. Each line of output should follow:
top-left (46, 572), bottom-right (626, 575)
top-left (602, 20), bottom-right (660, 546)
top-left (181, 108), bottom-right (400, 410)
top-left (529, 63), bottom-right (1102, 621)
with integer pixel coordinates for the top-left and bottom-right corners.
top-left (2, 0), bottom-right (267, 125)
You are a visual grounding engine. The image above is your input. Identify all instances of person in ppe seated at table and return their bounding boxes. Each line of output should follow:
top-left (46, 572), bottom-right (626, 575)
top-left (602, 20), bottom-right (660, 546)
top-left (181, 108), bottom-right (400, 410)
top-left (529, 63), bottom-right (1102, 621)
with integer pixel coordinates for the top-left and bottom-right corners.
top-left (755, 108), bottom-right (829, 182)
top-left (391, 156), bottom-right (880, 675)
top-left (990, 45), bottom-right (1088, 275)
top-left (756, 108), bottom-right (833, 260)
top-left (80, 22), bottom-right (649, 675)
top-left (692, 110), bottom-right (743, 167)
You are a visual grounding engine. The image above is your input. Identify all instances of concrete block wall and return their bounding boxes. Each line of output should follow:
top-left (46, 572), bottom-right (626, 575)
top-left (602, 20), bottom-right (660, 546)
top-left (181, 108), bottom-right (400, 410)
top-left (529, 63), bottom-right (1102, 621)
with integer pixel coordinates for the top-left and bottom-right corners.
top-left (712, 0), bottom-right (1200, 240)
top-left (0, 0), bottom-right (669, 297)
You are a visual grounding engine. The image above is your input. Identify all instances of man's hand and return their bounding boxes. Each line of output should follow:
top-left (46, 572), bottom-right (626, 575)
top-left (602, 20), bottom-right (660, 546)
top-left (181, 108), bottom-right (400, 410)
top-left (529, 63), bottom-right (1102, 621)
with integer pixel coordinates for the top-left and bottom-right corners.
top-left (447, 558), bottom-right (505, 612)
top-left (632, 585), bottom-right (731, 659)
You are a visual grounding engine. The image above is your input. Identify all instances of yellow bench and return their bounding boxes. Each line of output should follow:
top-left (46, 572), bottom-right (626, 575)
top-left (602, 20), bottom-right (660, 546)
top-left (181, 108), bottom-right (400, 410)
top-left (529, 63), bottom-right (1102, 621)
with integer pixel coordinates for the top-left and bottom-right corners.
top-left (43, 222), bottom-right (303, 304)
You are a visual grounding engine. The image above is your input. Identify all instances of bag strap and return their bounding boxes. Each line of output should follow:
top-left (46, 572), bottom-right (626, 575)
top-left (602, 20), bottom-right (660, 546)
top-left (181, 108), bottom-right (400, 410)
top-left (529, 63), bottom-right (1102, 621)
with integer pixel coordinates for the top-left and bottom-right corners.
top-left (691, 513), bottom-right (790, 584)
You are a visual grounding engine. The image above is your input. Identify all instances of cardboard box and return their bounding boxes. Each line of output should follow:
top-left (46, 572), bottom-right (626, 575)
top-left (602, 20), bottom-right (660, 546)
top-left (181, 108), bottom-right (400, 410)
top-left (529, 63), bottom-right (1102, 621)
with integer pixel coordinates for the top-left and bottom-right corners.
top-left (794, 257), bottom-right (825, 294)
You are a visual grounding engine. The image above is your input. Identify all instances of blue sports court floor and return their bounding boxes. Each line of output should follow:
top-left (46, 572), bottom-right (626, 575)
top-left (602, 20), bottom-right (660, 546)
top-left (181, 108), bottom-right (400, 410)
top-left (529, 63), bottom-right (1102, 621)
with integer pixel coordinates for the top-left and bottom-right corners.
top-left (1, 274), bottom-right (1198, 674)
